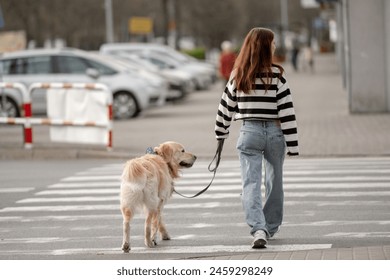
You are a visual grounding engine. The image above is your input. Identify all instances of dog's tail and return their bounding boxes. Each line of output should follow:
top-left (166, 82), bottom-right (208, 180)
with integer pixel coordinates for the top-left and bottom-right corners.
top-left (122, 159), bottom-right (149, 187)
top-left (120, 159), bottom-right (150, 211)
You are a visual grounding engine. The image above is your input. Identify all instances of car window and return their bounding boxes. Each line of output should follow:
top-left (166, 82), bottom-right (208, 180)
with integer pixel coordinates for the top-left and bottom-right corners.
top-left (85, 59), bottom-right (116, 75)
top-left (146, 55), bottom-right (178, 69)
top-left (55, 56), bottom-right (89, 74)
top-left (55, 55), bottom-right (116, 75)
top-left (1, 56), bottom-right (52, 75)
top-left (1, 59), bottom-right (22, 74)
top-left (154, 50), bottom-right (189, 63)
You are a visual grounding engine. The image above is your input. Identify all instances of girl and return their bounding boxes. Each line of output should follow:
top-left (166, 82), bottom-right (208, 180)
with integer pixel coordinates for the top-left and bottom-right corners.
top-left (215, 27), bottom-right (299, 248)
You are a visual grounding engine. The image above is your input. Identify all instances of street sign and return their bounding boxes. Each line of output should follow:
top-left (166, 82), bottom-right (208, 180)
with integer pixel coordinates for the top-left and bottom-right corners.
top-left (0, 31), bottom-right (27, 52)
top-left (128, 17), bottom-right (153, 34)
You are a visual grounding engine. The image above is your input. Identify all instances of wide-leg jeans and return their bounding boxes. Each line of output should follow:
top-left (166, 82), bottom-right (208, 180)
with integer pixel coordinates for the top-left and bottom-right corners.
top-left (236, 120), bottom-right (286, 237)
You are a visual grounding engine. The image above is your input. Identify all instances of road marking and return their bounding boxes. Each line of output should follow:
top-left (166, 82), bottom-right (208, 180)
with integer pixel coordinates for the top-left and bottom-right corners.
top-left (0, 237), bottom-right (67, 244)
top-left (0, 200), bottom-right (389, 213)
top-left (0, 244), bottom-right (333, 256)
top-left (36, 189), bottom-right (119, 195)
top-left (16, 190), bottom-right (390, 204)
top-left (3, 199), bottom-right (390, 213)
top-left (61, 175), bottom-right (120, 182)
top-left (48, 182), bottom-right (119, 188)
top-left (0, 187), bottom-right (34, 193)
top-left (183, 169), bottom-right (390, 177)
top-left (325, 232), bottom-right (390, 238)
top-left (176, 176), bottom-right (390, 186)
top-left (0, 205), bottom-right (119, 212)
top-left (119, 244), bottom-right (333, 255)
top-left (0, 214), bottom-right (119, 222)
top-left (47, 181), bottom-right (390, 190)
top-left (17, 196), bottom-right (121, 203)
top-left (0, 202), bottom-right (228, 212)
top-left (1, 157), bottom-right (390, 258)
top-left (283, 220), bottom-right (390, 226)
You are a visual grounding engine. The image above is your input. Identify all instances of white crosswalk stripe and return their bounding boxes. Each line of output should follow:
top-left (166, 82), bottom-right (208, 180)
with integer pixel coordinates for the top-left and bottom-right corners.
top-left (0, 157), bottom-right (389, 257)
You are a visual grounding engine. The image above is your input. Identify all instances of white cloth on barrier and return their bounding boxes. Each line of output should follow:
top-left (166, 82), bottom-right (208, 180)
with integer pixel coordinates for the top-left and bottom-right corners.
top-left (47, 88), bottom-right (109, 145)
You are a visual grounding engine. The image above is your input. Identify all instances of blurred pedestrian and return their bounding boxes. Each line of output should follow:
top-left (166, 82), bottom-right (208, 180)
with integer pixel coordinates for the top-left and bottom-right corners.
top-left (214, 27), bottom-right (299, 249)
top-left (302, 43), bottom-right (314, 73)
top-left (291, 34), bottom-right (301, 71)
top-left (219, 41), bottom-right (236, 85)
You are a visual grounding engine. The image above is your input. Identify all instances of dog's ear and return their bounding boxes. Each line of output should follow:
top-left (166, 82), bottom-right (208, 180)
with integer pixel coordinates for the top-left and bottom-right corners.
top-left (154, 144), bottom-right (173, 163)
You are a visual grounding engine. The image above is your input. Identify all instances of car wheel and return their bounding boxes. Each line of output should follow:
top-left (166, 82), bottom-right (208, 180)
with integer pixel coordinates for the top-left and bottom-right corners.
top-left (0, 97), bottom-right (20, 117)
top-left (113, 92), bottom-right (139, 119)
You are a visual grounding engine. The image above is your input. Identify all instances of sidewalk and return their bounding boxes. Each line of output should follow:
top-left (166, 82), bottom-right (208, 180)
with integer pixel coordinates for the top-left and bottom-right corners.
top-left (190, 245), bottom-right (390, 260)
top-left (288, 54), bottom-right (390, 157)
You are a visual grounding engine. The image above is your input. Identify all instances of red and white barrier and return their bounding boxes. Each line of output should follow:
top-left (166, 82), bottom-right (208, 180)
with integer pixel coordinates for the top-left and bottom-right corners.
top-left (0, 82), bottom-right (32, 149)
top-left (29, 83), bottom-right (113, 151)
top-left (0, 83), bottom-right (113, 151)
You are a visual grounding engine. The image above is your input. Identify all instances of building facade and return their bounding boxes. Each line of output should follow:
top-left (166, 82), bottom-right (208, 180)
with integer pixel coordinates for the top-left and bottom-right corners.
top-left (338, 0), bottom-right (390, 113)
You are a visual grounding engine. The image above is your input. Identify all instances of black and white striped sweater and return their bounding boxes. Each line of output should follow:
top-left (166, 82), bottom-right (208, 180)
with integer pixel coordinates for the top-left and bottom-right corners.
top-left (215, 67), bottom-right (299, 156)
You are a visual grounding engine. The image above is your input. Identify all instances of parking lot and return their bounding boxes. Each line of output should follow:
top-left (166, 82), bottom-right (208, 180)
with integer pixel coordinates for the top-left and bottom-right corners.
top-left (2, 53), bottom-right (390, 160)
top-left (0, 44), bottom-right (216, 120)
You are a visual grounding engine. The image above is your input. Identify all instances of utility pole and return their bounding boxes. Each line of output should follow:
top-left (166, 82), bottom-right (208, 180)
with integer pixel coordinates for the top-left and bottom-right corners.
top-left (162, 0), bottom-right (180, 49)
top-left (167, 0), bottom-right (177, 49)
top-left (105, 0), bottom-right (114, 43)
top-left (280, 0), bottom-right (288, 49)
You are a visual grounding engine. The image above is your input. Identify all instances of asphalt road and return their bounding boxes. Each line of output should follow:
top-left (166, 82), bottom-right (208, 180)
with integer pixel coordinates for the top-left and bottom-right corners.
top-left (1, 157), bottom-right (390, 260)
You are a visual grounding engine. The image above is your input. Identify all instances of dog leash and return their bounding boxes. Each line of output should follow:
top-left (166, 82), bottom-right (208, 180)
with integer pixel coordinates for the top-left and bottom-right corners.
top-left (173, 139), bottom-right (224, 199)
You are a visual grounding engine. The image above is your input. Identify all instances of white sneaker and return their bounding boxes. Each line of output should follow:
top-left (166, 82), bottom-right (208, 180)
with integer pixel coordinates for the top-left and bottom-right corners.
top-left (268, 227), bottom-right (281, 240)
top-left (252, 230), bottom-right (267, 249)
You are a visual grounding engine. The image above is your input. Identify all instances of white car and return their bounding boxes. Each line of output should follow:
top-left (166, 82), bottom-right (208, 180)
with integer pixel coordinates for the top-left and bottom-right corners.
top-left (100, 43), bottom-right (217, 90)
top-left (108, 52), bottom-right (194, 100)
top-left (0, 48), bottom-right (167, 119)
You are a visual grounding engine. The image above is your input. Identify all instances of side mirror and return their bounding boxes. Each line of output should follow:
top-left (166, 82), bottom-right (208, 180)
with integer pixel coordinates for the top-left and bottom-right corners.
top-left (86, 68), bottom-right (100, 79)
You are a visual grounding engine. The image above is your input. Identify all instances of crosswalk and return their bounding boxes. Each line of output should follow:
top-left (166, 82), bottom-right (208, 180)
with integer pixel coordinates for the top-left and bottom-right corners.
top-left (1, 157), bottom-right (390, 258)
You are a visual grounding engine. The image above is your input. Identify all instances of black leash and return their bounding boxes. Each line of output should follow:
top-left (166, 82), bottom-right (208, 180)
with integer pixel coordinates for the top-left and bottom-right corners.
top-left (173, 139), bottom-right (224, 198)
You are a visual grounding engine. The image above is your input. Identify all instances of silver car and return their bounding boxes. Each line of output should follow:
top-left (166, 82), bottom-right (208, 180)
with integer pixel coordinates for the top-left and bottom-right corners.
top-left (109, 52), bottom-right (195, 100)
top-left (0, 48), bottom-right (167, 119)
top-left (100, 43), bottom-right (217, 90)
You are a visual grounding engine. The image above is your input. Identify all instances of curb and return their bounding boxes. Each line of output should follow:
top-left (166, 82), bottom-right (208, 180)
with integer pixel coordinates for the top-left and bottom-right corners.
top-left (184, 245), bottom-right (390, 260)
top-left (0, 147), bottom-right (131, 160)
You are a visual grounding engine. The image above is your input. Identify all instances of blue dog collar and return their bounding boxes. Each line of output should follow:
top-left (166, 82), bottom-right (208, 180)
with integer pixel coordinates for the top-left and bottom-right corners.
top-left (145, 147), bottom-right (156, 155)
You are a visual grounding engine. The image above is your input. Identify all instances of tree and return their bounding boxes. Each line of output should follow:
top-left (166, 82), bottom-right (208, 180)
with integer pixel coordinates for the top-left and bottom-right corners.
top-left (0, 0), bottom-right (320, 50)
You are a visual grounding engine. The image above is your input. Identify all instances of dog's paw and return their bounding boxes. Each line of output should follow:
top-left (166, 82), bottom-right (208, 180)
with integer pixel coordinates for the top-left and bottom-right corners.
top-left (161, 232), bottom-right (171, 240)
top-left (145, 239), bottom-right (157, 248)
top-left (122, 242), bottom-right (130, 253)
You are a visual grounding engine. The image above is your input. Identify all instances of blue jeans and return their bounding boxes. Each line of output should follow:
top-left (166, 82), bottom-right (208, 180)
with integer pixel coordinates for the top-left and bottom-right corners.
top-left (236, 120), bottom-right (286, 237)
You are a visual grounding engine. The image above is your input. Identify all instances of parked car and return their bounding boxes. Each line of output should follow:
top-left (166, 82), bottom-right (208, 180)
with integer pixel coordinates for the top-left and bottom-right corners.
top-left (107, 52), bottom-right (195, 100)
top-left (0, 48), bottom-right (168, 119)
top-left (100, 43), bottom-right (217, 89)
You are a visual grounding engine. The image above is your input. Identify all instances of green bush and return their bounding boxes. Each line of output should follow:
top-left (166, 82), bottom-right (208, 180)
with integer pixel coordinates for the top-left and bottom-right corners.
top-left (181, 48), bottom-right (206, 60)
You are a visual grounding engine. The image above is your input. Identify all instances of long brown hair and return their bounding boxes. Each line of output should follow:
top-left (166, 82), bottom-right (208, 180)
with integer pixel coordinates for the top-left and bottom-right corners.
top-left (233, 27), bottom-right (284, 93)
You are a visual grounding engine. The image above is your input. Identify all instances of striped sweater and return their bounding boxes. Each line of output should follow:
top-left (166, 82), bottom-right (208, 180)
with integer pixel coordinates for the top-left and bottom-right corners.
top-left (215, 67), bottom-right (299, 156)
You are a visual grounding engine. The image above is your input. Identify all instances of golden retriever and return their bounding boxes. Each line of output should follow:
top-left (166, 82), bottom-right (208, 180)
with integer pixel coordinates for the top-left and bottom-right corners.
top-left (120, 141), bottom-right (197, 252)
